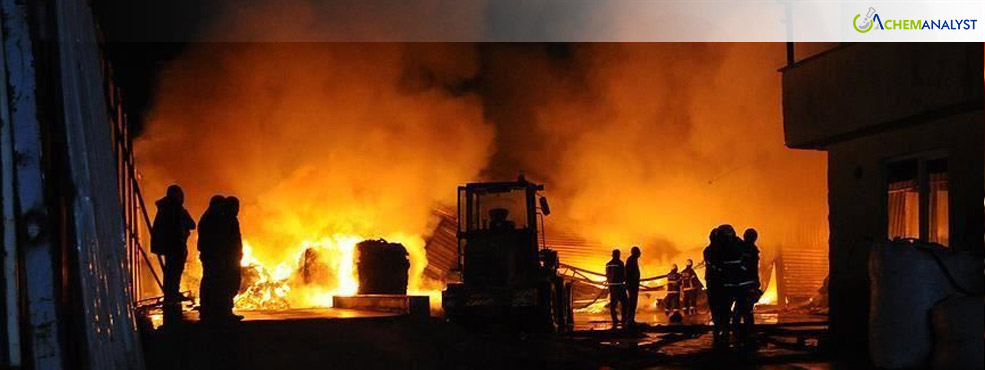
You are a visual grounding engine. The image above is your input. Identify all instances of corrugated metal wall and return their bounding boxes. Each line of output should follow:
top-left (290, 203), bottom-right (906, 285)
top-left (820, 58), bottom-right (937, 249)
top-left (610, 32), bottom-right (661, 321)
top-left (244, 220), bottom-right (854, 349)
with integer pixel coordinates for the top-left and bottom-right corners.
top-left (774, 223), bottom-right (829, 305)
top-left (54, 0), bottom-right (145, 368)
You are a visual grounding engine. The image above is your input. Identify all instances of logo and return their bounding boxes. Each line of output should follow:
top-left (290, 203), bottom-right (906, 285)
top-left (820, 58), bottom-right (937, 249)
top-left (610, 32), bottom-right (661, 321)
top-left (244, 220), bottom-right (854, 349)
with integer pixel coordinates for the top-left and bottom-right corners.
top-left (853, 7), bottom-right (978, 33)
top-left (853, 7), bottom-right (877, 33)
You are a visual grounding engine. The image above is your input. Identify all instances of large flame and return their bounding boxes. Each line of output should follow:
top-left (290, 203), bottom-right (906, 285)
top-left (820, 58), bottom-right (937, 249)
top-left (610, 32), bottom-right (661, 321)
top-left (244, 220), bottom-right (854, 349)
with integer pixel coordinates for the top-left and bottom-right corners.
top-left (135, 43), bottom-right (492, 307)
top-left (135, 42), bottom-right (828, 308)
top-left (233, 236), bottom-right (361, 310)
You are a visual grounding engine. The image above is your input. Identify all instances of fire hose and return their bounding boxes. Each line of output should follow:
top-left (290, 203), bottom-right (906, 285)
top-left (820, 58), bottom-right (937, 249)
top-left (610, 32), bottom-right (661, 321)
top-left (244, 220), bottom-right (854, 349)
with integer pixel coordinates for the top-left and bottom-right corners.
top-left (558, 262), bottom-right (705, 310)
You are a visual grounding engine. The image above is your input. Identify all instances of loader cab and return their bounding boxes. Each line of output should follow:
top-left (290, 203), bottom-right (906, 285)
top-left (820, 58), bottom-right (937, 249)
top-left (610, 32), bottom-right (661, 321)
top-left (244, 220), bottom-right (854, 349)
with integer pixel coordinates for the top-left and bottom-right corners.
top-left (456, 176), bottom-right (550, 287)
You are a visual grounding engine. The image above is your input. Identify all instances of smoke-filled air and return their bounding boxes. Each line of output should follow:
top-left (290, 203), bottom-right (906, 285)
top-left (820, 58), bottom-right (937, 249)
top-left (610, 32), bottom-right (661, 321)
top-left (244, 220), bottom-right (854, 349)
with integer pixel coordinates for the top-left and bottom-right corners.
top-left (136, 43), bottom-right (494, 308)
top-left (136, 38), bottom-right (827, 309)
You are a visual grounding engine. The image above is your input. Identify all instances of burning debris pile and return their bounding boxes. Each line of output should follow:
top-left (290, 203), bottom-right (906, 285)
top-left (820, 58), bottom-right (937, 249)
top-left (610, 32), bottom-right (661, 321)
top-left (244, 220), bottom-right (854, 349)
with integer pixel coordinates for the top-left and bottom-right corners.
top-left (232, 235), bottom-right (363, 310)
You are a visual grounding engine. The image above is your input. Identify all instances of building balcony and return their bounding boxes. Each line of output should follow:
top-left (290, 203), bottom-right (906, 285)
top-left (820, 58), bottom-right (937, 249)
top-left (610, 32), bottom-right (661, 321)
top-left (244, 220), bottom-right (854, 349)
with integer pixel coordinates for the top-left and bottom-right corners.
top-left (781, 43), bottom-right (984, 149)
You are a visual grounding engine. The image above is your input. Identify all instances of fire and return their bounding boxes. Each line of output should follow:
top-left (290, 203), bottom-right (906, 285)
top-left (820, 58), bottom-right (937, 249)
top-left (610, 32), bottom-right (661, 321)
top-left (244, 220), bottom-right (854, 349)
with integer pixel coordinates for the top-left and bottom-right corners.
top-left (756, 263), bottom-right (779, 306)
top-left (134, 42), bottom-right (829, 311)
top-left (233, 235), bottom-right (414, 310)
top-left (233, 241), bottom-right (293, 310)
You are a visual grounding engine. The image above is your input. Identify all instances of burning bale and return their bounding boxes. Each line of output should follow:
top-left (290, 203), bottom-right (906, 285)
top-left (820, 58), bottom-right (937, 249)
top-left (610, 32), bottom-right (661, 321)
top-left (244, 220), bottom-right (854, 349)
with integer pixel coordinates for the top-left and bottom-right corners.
top-left (356, 239), bottom-right (410, 295)
top-left (235, 262), bottom-right (291, 310)
top-left (298, 247), bottom-right (333, 285)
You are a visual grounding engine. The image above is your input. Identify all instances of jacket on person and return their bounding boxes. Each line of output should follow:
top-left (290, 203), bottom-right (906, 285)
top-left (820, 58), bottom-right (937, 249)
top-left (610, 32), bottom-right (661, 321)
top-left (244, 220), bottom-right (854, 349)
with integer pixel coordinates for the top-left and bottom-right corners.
top-left (606, 258), bottom-right (626, 286)
top-left (703, 244), bottom-right (721, 289)
top-left (224, 214), bottom-right (243, 260)
top-left (625, 255), bottom-right (641, 285)
top-left (739, 241), bottom-right (761, 290)
top-left (151, 196), bottom-right (195, 255)
top-left (717, 236), bottom-right (753, 288)
top-left (666, 269), bottom-right (682, 295)
top-left (681, 266), bottom-right (703, 291)
top-left (197, 204), bottom-right (224, 260)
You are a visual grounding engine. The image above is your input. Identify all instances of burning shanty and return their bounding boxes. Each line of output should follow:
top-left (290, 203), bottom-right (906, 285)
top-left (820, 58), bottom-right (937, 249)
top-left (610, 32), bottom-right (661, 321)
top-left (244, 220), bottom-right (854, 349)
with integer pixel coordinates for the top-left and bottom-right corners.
top-left (0, 1), bottom-right (981, 369)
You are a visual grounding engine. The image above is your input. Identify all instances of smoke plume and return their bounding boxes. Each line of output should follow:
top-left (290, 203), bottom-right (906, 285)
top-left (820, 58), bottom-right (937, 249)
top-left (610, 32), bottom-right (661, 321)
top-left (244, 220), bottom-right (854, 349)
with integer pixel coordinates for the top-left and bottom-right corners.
top-left (136, 43), bottom-right (493, 301)
top-left (135, 1), bottom-right (827, 302)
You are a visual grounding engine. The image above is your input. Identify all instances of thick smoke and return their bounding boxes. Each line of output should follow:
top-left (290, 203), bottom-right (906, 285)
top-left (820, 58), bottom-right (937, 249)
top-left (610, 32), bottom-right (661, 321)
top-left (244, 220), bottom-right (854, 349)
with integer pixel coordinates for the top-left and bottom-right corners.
top-left (135, 2), bottom-right (827, 298)
top-left (136, 43), bottom-right (493, 299)
top-left (481, 43), bottom-right (827, 270)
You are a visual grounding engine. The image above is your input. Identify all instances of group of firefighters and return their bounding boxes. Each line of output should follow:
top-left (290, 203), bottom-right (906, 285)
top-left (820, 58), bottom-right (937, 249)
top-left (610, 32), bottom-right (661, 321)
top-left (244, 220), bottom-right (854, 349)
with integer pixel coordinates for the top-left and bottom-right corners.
top-left (150, 184), bottom-right (246, 326)
top-left (151, 183), bottom-right (762, 348)
top-left (664, 259), bottom-right (703, 317)
top-left (604, 224), bottom-right (762, 349)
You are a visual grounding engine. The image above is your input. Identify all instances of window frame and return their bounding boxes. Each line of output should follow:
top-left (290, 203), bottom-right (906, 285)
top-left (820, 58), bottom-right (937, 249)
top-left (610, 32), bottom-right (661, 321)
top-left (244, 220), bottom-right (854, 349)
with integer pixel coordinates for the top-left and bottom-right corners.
top-left (884, 151), bottom-right (950, 245)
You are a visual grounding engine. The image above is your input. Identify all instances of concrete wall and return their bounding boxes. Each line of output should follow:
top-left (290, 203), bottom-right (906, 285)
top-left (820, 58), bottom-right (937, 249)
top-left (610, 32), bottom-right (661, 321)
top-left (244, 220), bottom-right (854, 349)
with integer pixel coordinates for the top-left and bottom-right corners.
top-left (783, 43), bottom-right (983, 149)
top-left (825, 112), bottom-right (983, 358)
top-left (781, 42), bottom-right (983, 360)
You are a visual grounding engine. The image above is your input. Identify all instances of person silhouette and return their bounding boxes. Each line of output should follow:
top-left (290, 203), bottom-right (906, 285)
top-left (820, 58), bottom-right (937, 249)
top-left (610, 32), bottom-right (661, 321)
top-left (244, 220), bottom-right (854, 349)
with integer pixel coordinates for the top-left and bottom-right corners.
top-left (218, 196), bottom-right (244, 321)
top-left (703, 226), bottom-right (728, 347)
top-left (488, 208), bottom-right (515, 230)
top-left (197, 195), bottom-right (226, 321)
top-left (605, 249), bottom-right (629, 329)
top-left (707, 224), bottom-right (745, 348)
top-left (681, 259), bottom-right (703, 315)
top-left (665, 264), bottom-right (682, 321)
top-left (151, 184), bottom-right (196, 326)
top-left (733, 228), bottom-right (762, 348)
top-left (625, 246), bottom-right (642, 326)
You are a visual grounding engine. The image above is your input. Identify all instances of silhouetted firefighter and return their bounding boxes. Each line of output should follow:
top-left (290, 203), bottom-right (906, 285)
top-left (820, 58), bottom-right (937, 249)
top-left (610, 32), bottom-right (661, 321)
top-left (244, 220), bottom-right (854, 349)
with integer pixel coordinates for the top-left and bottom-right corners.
top-left (625, 246), bottom-right (642, 326)
top-left (197, 195), bottom-right (225, 321)
top-left (151, 185), bottom-right (196, 326)
top-left (197, 195), bottom-right (243, 322)
top-left (220, 197), bottom-right (245, 321)
top-left (605, 249), bottom-right (629, 329)
top-left (703, 226), bottom-right (727, 347)
top-left (680, 258), bottom-right (702, 315)
top-left (664, 264), bottom-right (682, 322)
top-left (733, 228), bottom-right (762, 348)
top-left (704, 224), bottom-right (749, 348)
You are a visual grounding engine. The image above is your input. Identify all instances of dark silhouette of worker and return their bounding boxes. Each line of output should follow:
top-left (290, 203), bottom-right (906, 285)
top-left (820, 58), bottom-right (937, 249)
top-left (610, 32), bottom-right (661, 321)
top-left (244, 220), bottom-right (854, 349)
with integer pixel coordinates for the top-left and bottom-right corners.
top-left (605, 249), bottom-right (629, 329)
top-left (625, 246), bottom-right (642, 326)
top-left (151, 185), bottom-right (196, 326)
top-left (707, 224), bottom-right (747, 348)
top-left (665, 264), bottom-right (682, 322)
top-left (703, 226), bottom-right (730, 347)
top-left (488, 208), bottom-right (515, 230)
top-left (680, 258), bottom-right (702, 315)
top-left (197, 195), bottom-right (226, 321)
top-left (219, 196), bottom-right (244, 321)
top-left (733, 228), bottom-right (762, 348)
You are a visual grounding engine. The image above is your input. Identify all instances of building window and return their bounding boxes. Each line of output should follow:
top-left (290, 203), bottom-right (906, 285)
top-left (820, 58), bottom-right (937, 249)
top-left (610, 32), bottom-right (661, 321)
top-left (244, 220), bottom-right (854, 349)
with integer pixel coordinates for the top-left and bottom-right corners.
top-left (927, 159), bottom-right (949, 246)
top-left (886, 157), bottom-right (949, 246)
top-left (888, 160), bottom-right (920, 240)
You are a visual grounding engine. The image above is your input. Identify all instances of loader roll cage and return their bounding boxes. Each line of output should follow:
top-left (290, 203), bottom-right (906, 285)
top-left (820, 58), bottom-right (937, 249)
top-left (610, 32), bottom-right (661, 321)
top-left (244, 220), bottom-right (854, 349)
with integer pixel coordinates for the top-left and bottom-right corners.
top-left (454, 177), bottom-right (550, 274)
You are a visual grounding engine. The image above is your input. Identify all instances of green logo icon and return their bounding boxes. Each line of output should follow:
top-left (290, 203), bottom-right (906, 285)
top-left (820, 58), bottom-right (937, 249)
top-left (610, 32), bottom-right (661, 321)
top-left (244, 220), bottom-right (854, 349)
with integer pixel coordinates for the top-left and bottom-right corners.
top-left (854, 8), bottom-right (877, 33)
top-left (854, 14), bottom-right (874, 33)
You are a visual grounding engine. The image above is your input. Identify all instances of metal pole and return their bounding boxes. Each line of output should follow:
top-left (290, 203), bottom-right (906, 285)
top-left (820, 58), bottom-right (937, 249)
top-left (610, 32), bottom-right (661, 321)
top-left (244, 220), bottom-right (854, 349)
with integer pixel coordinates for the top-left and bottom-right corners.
top-left (109, 112), bottom-right (165, 293)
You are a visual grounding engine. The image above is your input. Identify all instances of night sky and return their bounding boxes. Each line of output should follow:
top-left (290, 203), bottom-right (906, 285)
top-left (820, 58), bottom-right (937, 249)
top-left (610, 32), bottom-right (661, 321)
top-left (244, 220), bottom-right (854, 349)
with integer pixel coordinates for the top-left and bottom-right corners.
top-left (94, 0), bottom-right (224, 133)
